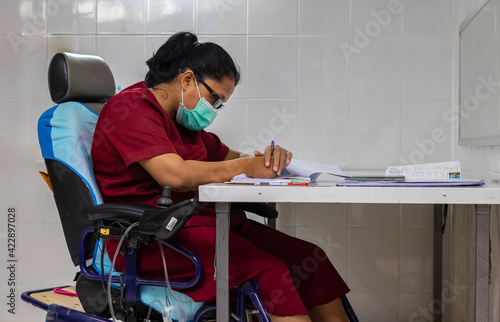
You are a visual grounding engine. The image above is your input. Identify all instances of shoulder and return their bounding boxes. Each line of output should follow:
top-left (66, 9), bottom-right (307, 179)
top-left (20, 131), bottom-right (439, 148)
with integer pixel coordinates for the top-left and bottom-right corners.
top-left (100, 81), bottom-right (164, 120)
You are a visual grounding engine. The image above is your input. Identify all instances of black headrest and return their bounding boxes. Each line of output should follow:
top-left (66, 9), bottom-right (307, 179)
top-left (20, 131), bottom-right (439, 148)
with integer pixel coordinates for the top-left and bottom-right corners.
top-left (48, 52), bottom-right (115, 106)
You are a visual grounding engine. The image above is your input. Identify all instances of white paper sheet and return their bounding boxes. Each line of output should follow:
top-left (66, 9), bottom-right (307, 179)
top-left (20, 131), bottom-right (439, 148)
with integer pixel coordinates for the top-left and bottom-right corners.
top-left (284, 159), bottom-right (347, 181)
top-left (230, 174), bottom-right (311, 185)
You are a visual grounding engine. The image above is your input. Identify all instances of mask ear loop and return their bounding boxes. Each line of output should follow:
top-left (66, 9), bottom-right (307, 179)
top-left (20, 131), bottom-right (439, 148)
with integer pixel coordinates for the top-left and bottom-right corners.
top-left (194, 78), bottom-right (202, 100)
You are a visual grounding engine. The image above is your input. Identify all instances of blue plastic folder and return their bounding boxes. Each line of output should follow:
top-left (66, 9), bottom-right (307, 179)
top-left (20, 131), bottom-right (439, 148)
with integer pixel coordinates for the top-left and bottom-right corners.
top-left (336, 179), bottom-right (485, 187)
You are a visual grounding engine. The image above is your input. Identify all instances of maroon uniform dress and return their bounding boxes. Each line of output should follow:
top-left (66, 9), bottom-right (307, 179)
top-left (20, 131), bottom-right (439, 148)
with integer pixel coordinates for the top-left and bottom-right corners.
top-left (91, 81), bottom-right (349, 316)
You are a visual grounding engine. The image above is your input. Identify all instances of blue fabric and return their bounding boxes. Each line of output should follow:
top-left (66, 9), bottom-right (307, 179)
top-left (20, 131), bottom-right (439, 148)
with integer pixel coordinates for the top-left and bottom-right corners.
top-left (93, 239), bottom-right (202, 321)
top-left (38, 102), bottom-right (103, 205)
top-left (38, 102), bottom-right (202, 321)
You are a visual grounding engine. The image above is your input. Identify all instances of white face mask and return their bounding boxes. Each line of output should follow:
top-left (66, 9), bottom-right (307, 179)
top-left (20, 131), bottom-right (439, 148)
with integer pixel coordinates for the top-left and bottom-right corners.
top-left (176, 78), bottom-right (218, 131)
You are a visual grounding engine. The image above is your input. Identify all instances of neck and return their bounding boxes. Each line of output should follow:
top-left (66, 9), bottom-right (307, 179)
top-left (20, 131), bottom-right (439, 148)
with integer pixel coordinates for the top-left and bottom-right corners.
top-left (149, 83), bottom-right (178, 119)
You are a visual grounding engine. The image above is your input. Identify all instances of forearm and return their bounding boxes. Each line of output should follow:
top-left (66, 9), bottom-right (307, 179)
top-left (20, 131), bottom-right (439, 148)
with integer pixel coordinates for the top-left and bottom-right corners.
top-left (180, 158), bottom-right (254, 190)
top-left (139, 154), bottom-right (258, 193)
top-left (224, 148), bottom-right (251, 160)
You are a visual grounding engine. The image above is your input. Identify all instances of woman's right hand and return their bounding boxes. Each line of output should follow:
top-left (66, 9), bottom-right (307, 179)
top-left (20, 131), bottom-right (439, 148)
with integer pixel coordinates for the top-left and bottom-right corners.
top-left (247, 156), bottom-right (277, 178)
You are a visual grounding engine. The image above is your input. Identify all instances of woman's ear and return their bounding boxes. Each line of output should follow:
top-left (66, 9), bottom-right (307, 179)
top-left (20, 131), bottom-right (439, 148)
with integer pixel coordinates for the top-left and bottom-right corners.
top-left (180, 70), bottom-right (195, 90)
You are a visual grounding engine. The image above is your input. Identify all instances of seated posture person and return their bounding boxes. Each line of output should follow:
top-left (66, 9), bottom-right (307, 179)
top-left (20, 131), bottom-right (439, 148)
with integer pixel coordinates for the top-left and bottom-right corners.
top-left (91, 32), bottom-right (350, 322)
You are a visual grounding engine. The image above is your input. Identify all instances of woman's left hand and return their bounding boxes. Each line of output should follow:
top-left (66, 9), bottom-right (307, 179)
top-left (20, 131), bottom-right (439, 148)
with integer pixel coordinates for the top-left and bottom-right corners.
top-left (254, 144), bottom-right (293, 176)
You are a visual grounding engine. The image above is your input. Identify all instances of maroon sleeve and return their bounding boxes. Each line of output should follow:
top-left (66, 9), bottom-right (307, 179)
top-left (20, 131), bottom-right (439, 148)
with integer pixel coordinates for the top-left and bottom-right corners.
top-left (99, 92), bottom-right (177, 167)
top-left (200, 130), bottom-right (229, 161)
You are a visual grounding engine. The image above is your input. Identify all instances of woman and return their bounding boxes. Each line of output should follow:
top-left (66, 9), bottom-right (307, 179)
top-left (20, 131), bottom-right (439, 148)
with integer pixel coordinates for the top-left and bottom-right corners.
top-left (92, 32), bottom-right (350, 322)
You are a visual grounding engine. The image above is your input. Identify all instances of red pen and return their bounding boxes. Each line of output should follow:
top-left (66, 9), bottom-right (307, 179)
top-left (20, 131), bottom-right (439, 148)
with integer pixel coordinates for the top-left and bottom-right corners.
top-left (287, 182), bottom-right (310, 186)
top-left (54, 288), bottom-right (78, 297)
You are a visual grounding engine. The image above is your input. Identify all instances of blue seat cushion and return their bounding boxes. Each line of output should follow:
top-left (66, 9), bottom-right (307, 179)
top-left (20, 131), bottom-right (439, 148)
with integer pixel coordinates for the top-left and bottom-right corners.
top-left (93, 239), bottom-right (203, 321)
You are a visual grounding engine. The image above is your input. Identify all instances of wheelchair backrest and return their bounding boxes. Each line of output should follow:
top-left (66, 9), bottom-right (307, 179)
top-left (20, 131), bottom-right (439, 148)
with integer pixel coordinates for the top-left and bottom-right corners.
top-left (38, 52), bottom-right (115, 266)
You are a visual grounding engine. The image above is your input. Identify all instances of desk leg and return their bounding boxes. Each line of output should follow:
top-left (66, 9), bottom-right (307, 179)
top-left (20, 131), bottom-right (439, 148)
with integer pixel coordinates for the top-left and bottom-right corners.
top-left (475, 204), bottom-right (490, 322)
top-left (216, 202), bottom-right (231, 321)
top-left (433, 204), bottom-right (444, 322)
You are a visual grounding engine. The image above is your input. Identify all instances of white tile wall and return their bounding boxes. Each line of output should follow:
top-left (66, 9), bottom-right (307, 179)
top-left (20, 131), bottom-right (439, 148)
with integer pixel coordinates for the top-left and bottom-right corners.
top-left (147, 0), bottom-right (195, 34)
top-left (348, 228), bottom-right (399, 293)
top-left (47, 35), bottom-right (96, 57)
top-left (248, 0), bottom-right (297, 35)
top-left (402, 0), bottom-right (453, 35)
top-left (0, 36), bottom-right (46, 98)
top-left (400, 100), bottom-right (453, 164)
top-left (399, 229), bottom-right (433, 293)
top-left (47, 0), bottom-right (96, 34)
top-left (198, 0), bottom-right (246, 35)
top-left (247, 36), bottom-right (297, 99)
top-left (296, 99), bottom-right (348, 164)
top-left (96, 0), bottom-right (145, 34)
top-left (96, 35), bottom-right (146, 89)
top-left (298, 35), bottom-right (349, 100)
top-left (299, 0), bottom-right (349, 35)
top-left (349, 100), bottom-right (400, 168)
top-left (245, 99), bottom-right (297, 154)
top-left (349, 204), bottom-right (399, 228)
top-left (1, 0), bottom-right (483, 321)
top-left (351, 0), bottom-right (402, 36)
top-left (349, 35), bottom-right (401, 100)
top-left (401, 36), bottom-right (453, 100)
top-left (0, 0), bottom-right (46, 36)
top-left (206, 98), bottom-right (248, 149)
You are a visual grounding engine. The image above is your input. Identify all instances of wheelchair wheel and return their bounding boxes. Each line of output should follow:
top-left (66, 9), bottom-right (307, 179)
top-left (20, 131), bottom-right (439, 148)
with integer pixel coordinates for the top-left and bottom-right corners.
top-left (192, 303), bottom-right (216, 322)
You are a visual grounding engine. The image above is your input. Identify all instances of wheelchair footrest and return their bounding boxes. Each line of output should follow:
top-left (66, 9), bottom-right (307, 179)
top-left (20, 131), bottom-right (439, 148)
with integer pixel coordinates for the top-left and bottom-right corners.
top-left (22, 286), bottom-right (84, 313)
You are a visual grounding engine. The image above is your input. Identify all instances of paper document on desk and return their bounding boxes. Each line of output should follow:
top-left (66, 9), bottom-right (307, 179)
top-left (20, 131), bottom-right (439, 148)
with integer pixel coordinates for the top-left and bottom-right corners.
top-left (229, 174), bottom-right (311, 185)
top-left (283, 159), bottom-right (348, 181)
top-left (385, 161), bottom-right (461, 180)
top-left (337, 179), bottom-right (484, 187)
top-left (229, 159), bottom-right (347, 185)
top-left (338, 161), bottom-right (485, 187)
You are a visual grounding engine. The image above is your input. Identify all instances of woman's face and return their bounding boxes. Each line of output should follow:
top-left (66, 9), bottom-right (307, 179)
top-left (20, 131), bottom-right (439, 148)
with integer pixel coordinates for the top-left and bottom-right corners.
top-left (183, 75), bottom-right (235, 111)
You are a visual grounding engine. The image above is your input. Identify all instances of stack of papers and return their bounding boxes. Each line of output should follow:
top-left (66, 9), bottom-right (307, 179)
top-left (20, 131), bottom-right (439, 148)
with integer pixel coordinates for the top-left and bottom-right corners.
top-left (229, 174), bottom-right (311, 186)
top-left (227, 159), bottom-right (485, 187)
top-left (385, 161), bottom-right (462, 180)
top-left (336, 179), bottom-right (484, 187)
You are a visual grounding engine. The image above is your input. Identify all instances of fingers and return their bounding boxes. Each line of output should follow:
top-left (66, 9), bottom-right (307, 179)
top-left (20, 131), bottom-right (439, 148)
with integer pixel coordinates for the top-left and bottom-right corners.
top-left (262, 146), bottom-right (273, 167)
top-left (256, 144), bottom-right (293, 176)
top-left (253, 150), bottom-right (264, 157)
top-left (270, 144), bottom-right (293, 175)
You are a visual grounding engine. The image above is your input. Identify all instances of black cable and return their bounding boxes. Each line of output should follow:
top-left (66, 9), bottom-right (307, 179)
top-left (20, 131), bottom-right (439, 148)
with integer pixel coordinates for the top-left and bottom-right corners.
top-left (442, 204), bottom-right (448, 234)
top-left (100, 238), bottom-right (107, 293)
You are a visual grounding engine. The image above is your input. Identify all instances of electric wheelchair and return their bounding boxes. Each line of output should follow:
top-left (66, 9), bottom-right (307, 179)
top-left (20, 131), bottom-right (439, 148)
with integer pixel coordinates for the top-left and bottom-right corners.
top-left (22, 52), bottom-right (358, 322)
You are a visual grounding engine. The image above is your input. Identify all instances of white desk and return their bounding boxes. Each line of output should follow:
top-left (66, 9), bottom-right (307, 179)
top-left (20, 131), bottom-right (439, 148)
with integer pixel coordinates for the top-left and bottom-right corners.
top-left (199, 179), bottom-right (500, 321)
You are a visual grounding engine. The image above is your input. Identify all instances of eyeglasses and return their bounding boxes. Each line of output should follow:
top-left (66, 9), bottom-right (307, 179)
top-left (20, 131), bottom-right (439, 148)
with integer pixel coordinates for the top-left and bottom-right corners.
top-left (195, 75), bottom-right (224, 109)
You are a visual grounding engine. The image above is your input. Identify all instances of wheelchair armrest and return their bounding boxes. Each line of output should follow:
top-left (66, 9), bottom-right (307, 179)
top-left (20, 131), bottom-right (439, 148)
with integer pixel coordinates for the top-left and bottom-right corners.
top-left (88, 198), bottom-right (200, 240)
top-left (139, 198), bottom-right (200, 240)
top-left (231, 202), bottom-right (278, 219)
top-left (87, 203), bottom-right (152, 221)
